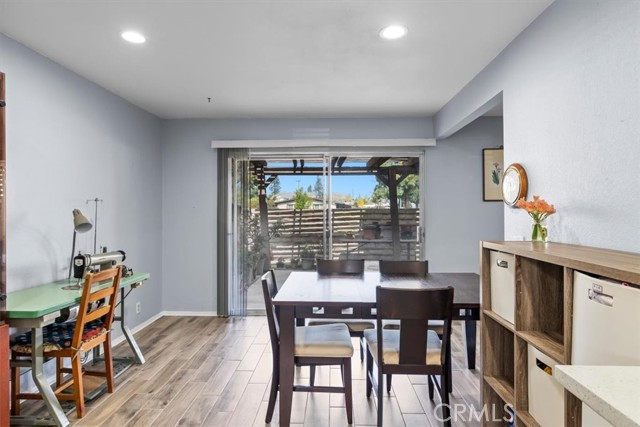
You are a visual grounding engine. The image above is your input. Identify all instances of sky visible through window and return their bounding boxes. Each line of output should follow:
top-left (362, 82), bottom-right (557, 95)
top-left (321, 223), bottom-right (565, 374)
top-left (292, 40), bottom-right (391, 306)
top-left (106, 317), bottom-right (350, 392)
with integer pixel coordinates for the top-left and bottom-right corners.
top-left (267, 160), bottom-right (378, 198)
top-left (276, 175), bottom-right (377, 198)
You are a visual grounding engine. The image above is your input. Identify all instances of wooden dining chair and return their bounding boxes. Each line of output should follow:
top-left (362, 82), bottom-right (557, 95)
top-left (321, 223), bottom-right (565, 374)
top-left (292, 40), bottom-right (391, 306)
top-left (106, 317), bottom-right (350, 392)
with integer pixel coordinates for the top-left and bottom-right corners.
top-left (261, 270), bottom-right (354, 425)
top-left (308, 258), bottom-right (374, 363)
top-left (379, 260), bottom-right (440, 336)
top-left (316, 258), bottom-right (365, 275)
top-left (10, 266), bottom-right (122, 418)
top-left (379, 260), bottom-right (429, 277)
top-left (379, 259), bottom-right (447, 391)
top-left (365, 286), bottom-right (454, 427)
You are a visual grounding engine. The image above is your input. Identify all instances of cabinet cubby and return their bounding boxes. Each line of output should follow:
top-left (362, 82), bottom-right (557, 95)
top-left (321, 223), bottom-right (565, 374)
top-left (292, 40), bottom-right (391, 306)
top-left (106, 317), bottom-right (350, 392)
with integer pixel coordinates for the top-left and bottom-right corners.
top-left (481, 380), bottom-right (513, 427)
top-left (482, 315), bottom-right (515, 405)
top-left (516, 257), bottom-right (565, 362)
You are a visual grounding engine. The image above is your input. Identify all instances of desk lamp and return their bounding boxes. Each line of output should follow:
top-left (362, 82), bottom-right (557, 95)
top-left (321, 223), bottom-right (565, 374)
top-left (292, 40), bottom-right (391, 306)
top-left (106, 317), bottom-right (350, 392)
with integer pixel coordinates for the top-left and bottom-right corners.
top-left (68, 209), bottom-right (92, 280)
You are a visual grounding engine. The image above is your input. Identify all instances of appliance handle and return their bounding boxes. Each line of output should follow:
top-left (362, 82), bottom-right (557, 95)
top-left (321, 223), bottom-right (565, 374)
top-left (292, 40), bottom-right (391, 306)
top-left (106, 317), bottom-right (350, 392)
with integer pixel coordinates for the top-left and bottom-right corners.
top-left (496, 259), bottom-right (509, 268)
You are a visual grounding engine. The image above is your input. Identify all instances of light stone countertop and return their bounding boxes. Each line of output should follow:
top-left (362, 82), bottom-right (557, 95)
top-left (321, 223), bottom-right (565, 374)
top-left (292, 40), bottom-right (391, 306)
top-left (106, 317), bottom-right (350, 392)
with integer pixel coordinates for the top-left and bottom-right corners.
top-left (554, 365), bottom-right (640, 427)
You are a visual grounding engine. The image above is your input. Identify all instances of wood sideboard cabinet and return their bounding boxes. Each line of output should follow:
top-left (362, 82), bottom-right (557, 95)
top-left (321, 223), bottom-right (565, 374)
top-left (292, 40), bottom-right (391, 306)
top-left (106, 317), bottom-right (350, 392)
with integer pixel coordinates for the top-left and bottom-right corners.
top-left (0, 322), bottom-right (8, 427)
top-left (480, 241), bottom-right (640, 427)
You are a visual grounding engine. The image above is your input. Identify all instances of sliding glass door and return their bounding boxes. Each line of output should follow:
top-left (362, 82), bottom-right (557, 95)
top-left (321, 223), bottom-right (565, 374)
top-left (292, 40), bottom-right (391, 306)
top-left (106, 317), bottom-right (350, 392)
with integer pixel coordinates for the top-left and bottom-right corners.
top-left (222, 147), bottom-right (426, 315)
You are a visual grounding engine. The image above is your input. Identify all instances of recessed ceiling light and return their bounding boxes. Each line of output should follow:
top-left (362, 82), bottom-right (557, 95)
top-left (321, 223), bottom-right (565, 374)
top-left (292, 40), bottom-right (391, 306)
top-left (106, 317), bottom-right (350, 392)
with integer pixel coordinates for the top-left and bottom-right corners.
top-left (379, 25), bottom-right (408, 40)
top-left (121, 31), bottom-right (146, 44)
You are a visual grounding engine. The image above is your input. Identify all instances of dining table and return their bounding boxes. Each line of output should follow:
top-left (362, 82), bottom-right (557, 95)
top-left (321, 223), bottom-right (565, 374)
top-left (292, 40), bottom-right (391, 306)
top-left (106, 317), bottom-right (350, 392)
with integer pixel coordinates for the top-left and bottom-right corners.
top-left (272, 271), bottom-right (480, 427)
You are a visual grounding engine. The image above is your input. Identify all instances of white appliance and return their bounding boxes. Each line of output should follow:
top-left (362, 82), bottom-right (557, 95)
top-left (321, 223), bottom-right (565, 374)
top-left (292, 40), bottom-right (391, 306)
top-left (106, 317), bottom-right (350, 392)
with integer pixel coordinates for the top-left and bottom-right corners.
top-left (572, 271), bottom-right (640, 427)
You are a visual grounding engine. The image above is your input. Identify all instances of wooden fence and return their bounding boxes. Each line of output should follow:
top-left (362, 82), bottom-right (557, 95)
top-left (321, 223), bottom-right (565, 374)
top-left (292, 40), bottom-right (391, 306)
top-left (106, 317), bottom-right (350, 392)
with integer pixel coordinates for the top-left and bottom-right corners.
top-left (262, 208), bottom-right (420, 263)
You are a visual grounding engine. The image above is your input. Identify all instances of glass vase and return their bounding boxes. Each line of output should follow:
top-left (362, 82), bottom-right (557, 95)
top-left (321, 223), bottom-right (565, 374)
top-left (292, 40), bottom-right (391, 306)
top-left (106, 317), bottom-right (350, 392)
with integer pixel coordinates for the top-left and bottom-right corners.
top-left (531, 221), bottom-right (548, 242)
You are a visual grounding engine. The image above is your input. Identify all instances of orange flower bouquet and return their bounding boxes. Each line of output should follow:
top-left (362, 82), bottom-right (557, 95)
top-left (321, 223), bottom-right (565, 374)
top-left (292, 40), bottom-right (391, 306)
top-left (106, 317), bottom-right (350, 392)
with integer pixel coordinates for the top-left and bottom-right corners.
top-left (515, 195), bottom-right (557, 242)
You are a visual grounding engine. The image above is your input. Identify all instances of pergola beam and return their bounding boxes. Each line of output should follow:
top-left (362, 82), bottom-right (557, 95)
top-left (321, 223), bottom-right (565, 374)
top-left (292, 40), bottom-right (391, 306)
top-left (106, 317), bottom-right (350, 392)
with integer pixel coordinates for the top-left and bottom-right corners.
top-left (262, 165), bottom-right (417, 176)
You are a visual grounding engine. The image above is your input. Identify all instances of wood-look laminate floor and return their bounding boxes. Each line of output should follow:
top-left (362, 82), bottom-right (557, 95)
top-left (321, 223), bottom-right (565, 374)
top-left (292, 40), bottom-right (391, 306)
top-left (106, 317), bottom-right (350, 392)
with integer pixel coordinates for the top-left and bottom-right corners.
top-left (17, 316), bottom-right (482, 427)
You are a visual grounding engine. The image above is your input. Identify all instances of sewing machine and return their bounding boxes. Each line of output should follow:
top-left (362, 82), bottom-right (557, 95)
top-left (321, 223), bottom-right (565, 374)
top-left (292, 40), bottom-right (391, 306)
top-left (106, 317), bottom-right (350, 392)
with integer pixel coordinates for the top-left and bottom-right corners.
top-left (73, 250), bottom-right (126, 281)
top-left (57, 250), bottom-right (128, 319)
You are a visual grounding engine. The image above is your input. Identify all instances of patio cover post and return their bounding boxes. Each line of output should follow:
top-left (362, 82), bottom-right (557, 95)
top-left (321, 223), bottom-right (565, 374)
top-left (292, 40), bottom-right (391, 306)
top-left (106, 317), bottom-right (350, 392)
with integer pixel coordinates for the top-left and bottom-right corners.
top-left (388, 167), bottom-right (401, 260)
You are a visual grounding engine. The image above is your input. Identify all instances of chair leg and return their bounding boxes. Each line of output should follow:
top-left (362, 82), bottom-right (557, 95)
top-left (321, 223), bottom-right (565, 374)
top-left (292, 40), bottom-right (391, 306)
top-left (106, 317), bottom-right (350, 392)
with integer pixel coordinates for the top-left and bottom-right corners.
top-left (359, 337), bottom-right (365, 362)
top-left (310, 365), bottom-right (316, 387)
top-left (71, 355), bottom-right (85, 418)
top-left (428, 375), bottom-right (435, 400)
top-left (266, 359), bottom-right (279, 423)
top-left (10, 353), bottom-right (20, 416)
top-left (440, 373), bottom-right (451, 427)
top-left (386, 374), bottom-right (392, 394)
top-left (365, 345), bottom-right (373, 398)
top-left (343, 358), bottom-right (353, 425)
top-left (103, 339), bottom-right (115, 393)
top-left (448, 360), bottom-right (453, 395)
top-left (377, 365), bottom-right (384, 427)
top-left (55, 357), bottom-right (63, 387)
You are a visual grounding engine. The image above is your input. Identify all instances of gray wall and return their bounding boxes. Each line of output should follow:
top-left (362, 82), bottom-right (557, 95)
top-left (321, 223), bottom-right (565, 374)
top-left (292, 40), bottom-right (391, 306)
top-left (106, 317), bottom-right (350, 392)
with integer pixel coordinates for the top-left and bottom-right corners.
top-left (435, 0), bottom-right (640, 252)
top-left (427, 117), bottom-right (504, 273)
top-left (1, 33), bottom-right (163, 329)
top-left (160, 118), bottom-right (437, 312)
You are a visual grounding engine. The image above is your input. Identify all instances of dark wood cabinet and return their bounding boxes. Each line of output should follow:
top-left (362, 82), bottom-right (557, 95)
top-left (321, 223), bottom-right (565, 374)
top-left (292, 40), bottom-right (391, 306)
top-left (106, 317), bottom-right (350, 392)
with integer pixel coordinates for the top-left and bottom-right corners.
top-left (1, 70), bottom-right (8, 427)
top-left (0, 322), bottom-right (8, 427)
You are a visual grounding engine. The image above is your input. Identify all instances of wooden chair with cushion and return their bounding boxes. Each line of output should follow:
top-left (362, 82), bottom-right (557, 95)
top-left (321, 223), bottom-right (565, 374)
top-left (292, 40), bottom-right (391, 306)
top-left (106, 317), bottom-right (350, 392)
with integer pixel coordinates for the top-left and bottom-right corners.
top-left (365, 285), bottom-right (454, 427)
top-left (379, 260), bottom-right (440, 335)
top-left (379, 259), bottom-right (446, 392)
top-left (262, 270), bottom-right (354, 425)
top-left (10, 266), bottom-right (122, 418)
top-left (307, 258), bottom-right (374, 363)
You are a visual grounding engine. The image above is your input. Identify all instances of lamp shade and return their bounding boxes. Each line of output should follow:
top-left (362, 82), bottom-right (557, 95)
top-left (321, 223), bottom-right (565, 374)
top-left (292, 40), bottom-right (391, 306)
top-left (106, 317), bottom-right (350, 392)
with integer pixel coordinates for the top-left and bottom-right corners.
top-left (72, 209), bottom-right (92, 233)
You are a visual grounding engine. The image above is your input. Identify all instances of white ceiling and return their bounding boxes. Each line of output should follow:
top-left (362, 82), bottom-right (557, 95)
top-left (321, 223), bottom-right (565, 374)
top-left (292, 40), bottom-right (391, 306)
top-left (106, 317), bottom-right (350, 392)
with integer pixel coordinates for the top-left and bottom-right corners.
top-left (0, 0), bottom-right (552, 120)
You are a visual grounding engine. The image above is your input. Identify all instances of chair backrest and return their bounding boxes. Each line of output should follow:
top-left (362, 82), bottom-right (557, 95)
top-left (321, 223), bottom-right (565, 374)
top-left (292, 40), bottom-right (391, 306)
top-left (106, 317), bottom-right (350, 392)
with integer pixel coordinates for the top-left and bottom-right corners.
top-left (261, 270), bottom-right (280, 358)
top-left (379, 260), bottom-right (429, 277)
top-left (73, 266), bottom-right (122, 349)
top-left (375, 285), bottom-right (453, 366)
top-left (316, 259), bottom-right (364, 275)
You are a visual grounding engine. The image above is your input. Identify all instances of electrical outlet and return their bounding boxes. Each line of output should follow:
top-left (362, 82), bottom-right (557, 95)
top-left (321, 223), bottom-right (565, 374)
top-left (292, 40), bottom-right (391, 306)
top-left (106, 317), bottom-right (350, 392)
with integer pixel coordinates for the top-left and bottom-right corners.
top-left (135, 301), bottom-right (141, 314)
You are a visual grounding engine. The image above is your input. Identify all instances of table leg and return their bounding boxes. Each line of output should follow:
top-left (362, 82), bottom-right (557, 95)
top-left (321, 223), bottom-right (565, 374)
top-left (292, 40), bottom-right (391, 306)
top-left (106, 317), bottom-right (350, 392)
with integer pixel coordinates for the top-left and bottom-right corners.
top-left (463, 312), bottom-right (477, 370)
top-left (30, 327), bottom-right (69, 427)
top-left (279, 306), bottom-right (295, 427)
top-left (118, 288), bottom-right (145, 364)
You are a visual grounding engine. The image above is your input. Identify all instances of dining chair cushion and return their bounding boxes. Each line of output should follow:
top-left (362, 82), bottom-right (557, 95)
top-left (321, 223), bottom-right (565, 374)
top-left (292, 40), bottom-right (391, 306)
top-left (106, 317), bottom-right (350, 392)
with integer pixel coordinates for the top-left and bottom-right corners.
top-left (382, 319), bottom-right (444, 335)
top-left (307, 318), bottom-right (375, 333)
top-left (11, 320), bottom-right (107, 354)
top-left (295, 324), bottom-right (354, 358)
top-left (364, 329), bottom-right (442, 365)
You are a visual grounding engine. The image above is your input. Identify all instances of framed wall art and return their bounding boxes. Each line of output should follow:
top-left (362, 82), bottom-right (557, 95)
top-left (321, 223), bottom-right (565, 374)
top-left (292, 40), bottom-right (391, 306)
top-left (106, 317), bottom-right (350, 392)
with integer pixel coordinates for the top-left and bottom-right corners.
top-left (482, 148), bottom-right (504, 201)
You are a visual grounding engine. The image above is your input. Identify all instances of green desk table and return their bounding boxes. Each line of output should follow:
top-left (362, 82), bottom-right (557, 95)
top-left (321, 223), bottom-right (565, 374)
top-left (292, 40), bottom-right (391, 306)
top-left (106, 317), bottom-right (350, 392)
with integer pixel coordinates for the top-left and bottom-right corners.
top-left (5, 272), bottom-right (150, 427)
